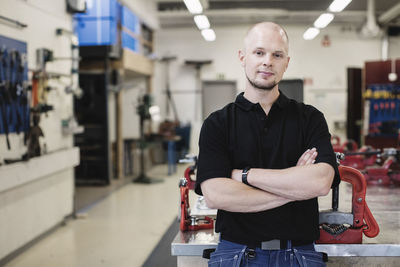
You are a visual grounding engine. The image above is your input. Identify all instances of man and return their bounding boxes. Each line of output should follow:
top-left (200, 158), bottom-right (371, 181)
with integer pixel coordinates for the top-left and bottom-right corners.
top-left (195, 22), bottom-right (340, 266)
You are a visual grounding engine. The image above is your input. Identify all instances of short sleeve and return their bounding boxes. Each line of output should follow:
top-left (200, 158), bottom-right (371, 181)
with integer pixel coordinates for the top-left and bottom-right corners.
top-left (195, 113), bottom-right (232, 195)
top-left (304, 108), bottom-right (340, 188)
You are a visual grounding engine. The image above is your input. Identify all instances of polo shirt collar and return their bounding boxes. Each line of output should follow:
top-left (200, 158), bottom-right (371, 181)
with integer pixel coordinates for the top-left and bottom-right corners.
top-left (234, 90), bottom-right (290, 111)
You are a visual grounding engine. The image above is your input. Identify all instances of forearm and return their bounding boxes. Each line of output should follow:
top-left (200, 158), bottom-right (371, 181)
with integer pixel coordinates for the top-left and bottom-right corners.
top-left (201, 178), bottom-right (292, 213)
top-left (247, 163), bottom-right (334, 200)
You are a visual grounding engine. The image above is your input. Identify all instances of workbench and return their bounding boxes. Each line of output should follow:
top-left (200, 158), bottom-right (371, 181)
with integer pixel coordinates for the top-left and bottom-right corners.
top-left (171, 183), bottom-right (400, 266)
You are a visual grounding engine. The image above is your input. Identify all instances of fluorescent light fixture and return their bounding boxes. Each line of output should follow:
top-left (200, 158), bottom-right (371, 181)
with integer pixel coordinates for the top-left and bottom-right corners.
top-left (201, 28), bottom-right (216, 41)
top-left (314, 13), bottom-right (334, 28)
top-left (194, 15), bottom-right (210, 30)
top-left (303, 27), bottom-right (320, 40)
top-left (328, 0), bottom-right (352, 12)
top-left (183, 0), bottom-right (203, 14)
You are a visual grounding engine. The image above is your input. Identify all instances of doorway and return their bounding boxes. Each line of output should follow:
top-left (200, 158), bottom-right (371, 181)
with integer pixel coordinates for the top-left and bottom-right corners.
top-left (202, 80), bottom-right (237, 120)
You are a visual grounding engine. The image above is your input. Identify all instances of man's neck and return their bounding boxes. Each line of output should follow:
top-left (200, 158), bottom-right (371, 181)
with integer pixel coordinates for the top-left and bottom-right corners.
top-left (243, 86), bottom-right (280, 115)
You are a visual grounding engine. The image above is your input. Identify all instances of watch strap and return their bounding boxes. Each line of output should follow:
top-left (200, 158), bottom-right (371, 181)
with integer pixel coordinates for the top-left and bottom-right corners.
top-left (242, 167), bottom-right (251, 185)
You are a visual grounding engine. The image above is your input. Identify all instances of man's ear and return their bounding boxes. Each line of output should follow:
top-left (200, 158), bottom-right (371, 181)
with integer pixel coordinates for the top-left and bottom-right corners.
top-left (238, 49), bottom-right (245, 67)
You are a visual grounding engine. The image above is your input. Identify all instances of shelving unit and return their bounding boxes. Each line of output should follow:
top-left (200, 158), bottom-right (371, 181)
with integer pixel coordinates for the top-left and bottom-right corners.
top-left (73, 1), bottom-right (155, 183)
top-left (363, 59), bottom-right (400, 148)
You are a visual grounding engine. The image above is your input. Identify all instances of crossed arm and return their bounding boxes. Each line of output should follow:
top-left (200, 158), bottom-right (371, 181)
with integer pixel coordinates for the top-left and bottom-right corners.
top-left (200, 148), bottom-right (335, 213)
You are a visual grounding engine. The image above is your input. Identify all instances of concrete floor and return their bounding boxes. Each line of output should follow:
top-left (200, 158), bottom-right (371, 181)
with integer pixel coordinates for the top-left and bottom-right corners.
top-left (3, 163), bottom-right (187, 267)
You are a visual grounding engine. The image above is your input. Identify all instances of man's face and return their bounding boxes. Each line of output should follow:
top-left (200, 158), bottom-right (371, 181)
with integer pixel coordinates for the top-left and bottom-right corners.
top-left (239, 26), bottom-right (290, 91)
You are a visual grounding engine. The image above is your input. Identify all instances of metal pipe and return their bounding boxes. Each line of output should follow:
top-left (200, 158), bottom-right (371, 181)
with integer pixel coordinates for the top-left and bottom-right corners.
top-left (0, 15), bottom-right (27, 28)
top-left (381, 31), bottom-right (389, 61)
top-left (378, 2), bottom-right (400, 25)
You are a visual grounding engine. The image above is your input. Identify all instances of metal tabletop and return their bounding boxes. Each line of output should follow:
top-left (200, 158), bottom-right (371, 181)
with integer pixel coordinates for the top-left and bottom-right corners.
top-left (172, 183), bottom-right (400, 257)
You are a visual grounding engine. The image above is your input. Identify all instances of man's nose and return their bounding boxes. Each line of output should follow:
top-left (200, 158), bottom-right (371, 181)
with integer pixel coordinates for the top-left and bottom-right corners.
top-left (262, 54), bottom-right (273, 66)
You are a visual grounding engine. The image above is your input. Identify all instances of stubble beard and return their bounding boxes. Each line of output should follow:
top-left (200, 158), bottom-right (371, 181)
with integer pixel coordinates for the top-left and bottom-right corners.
top-left (246, 73), bottom-right (277, 91)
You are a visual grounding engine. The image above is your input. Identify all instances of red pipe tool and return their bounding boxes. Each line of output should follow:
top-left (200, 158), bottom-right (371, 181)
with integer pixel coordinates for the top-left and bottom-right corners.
top-left (317, 158), bottom-right (380, 244)
top-left (179, 177), bottom-right (213, 231)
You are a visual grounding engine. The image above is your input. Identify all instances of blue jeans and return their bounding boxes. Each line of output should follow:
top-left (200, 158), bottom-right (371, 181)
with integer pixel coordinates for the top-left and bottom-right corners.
top-left (208, 239), bottom-right (326, 267)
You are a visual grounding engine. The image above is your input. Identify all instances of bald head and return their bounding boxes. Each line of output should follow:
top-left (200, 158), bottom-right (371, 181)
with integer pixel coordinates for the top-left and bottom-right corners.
top-left (244, 22), bottom-right (289, 54)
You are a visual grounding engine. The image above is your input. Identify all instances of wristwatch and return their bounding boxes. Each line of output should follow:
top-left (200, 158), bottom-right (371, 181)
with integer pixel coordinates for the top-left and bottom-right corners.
top-left (242, 167), bottom-right (251, 185)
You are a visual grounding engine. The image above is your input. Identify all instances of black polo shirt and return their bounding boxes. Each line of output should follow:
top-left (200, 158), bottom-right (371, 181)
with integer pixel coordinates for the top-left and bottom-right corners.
top-left (195, 91), bottom-right (340, 246)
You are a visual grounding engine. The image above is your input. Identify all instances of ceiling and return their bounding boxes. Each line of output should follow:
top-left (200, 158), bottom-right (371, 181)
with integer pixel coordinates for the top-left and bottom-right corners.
top-left (155, 0), bottom-right (400, 30)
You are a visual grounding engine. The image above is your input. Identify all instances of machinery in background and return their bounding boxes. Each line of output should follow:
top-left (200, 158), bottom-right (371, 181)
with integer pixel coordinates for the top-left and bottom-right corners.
top-left (179, 177), bottom-right (213, 232)
top-left (178, 154), bottom-right (214, 231)
top-left (357, 148), bottom-right (400, 186)
top-left (340, 146), bottom-right (378, 170)
top-left (133, 93), bottom-right (162, 184)
top-left (317, 153), bottom-right (380, 244)
top-left (331, 136), bottom-right (400, 186)
top-left (331, 135), bottom-right (358, 153)
top-left (179, 154), bottom-right (198, 190)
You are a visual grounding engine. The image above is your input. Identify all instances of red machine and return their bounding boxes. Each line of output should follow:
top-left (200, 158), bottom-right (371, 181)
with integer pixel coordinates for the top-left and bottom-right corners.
top-left (317, 162), bottom-right (380, 244)
top-left (179, 155), bottom-right (197, 190)
top-left (340, 146), bottom-right (378, 170)
top-left (331, 136), bottom-right (358, 153)
top-left (362, 148), bottom-right (400, 186)
top-left (179, 177), bottom-right (214, 231)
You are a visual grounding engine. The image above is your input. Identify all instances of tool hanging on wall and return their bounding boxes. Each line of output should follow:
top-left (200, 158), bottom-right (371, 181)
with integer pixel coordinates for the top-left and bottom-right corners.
top-left (317, 153), bottom-right (380, 244)
top-left (0, 35), bottom-right (29, 151)
top-left (0, 47), bottom-right (12, 149)
top-left (31, 48), bottom-right (55, 114)
top-left (9, 50), bottom-right (28, 135)
top-left (23, 109), bottom-right (44, 160)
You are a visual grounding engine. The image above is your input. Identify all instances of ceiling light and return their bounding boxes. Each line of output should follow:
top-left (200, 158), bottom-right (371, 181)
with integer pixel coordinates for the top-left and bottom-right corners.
top-left (201, 29), bottom-right (216, 41)
top-left (328, 0), bottom-right (352, 12)
top-left (194, 15), bottom-right (210, 30)
top-left (303, 27), bottom-right (320, 40)
top-left (314, 13), bottom-right (334, 28)
top-left (183, 0), bottom-right (203, 14)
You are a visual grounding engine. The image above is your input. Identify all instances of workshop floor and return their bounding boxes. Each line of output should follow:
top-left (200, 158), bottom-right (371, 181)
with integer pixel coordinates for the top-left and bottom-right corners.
top-left (3, 163), bottom-right (188, 267)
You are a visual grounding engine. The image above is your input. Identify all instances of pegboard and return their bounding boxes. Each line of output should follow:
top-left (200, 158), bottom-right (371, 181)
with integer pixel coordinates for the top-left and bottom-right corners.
top-left (0, 35), bottom-right (30, 142)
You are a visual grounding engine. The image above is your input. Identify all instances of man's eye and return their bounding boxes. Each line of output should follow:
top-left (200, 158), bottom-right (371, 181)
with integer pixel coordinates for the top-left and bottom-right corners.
top-left (255, 51), bottom-right (264, 56)
top-left (274, 53), bottom-right (282, 58)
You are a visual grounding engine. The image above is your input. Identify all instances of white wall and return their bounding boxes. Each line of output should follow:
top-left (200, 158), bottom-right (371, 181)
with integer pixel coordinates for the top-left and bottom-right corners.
top-left (153, 24), bottom-right (400, 149)
top-left (0, 0), bottom-right (76, 261)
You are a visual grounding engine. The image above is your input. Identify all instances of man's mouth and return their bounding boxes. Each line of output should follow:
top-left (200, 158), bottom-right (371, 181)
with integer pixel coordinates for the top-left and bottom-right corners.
top-left (258, 71), bottom-right (274, 77)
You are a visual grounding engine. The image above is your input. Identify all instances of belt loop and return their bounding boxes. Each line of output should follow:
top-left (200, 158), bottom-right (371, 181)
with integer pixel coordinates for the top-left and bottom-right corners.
top-left (287, 240), bottom-right (292, 249)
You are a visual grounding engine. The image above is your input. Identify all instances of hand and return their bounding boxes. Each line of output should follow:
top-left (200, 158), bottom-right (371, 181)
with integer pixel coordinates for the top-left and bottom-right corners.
top-left (231, 169), bottom-right (242, 182)
top-left (296, 148), bottom-right (317, 166)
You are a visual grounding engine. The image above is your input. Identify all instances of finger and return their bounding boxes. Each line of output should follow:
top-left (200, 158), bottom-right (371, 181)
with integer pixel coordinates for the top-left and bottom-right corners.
top-left (305, 151), bottom-right (318, 164)
top-left (297, 148), bottom-right (318, 166)
top-left (299, 148), bottom-right (317, 165)
top-left (296, 149), bottom-right (310, 165)
top-left (302, 149), bottom-right (315, 162)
